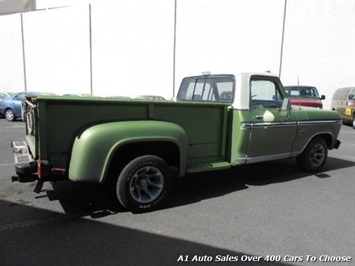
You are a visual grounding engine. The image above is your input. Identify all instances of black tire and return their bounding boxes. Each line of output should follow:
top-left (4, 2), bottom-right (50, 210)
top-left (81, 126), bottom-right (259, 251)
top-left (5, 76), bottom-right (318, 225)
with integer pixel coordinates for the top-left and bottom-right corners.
top-left (5, 109), bottom-right (15, 121)
top-left (352, 114), bottom-right (355, 129)
top-left (116, 155), bottom-right (172, 212)
top-left (296, 137), bottom-right (328, 172)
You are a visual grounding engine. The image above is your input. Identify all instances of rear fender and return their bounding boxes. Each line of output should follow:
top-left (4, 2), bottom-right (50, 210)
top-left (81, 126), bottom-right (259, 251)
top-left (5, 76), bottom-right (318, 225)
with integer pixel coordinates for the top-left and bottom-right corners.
top-left (68, 121), bottom-right (188, 182)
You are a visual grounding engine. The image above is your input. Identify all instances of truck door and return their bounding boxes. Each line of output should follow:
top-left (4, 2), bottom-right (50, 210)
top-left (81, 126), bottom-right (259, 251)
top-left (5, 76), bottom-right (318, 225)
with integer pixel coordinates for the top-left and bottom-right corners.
top-left (246, 76), bottom-right (297, 161)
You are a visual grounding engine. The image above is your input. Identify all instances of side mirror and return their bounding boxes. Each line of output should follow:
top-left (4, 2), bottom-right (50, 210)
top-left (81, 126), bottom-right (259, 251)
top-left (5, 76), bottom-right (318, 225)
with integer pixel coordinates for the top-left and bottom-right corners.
top-left (321, 95), bottom-right (325, 100)
top-left (280, 98), bottom-right (291, 117)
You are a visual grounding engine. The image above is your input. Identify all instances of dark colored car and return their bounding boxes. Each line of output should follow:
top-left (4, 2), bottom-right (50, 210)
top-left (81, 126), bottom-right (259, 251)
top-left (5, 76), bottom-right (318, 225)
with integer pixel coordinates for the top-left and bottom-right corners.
top-left (0, 91), bottom-right (42, 121)
top-left (284, 86), bottom-right (325, 109)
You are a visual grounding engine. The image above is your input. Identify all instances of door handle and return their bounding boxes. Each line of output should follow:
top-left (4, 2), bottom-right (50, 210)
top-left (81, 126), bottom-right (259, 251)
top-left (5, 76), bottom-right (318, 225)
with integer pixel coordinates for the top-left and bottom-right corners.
top-left (255, 115), bottom-right (264, 119)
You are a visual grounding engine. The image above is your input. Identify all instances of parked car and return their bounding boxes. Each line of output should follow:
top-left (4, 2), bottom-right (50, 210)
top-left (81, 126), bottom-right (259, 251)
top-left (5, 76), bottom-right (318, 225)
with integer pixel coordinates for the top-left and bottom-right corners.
top-left (284, 86), bottom-right (325, 109)
top-left (0, 92), bottom-right (12, 99)
top-left (0, 91), bottom-right (53, 121)
top-left (0, 93), bottom-right (11, 117)
top-left (62, 93), bottom-right (96, 97)
top-left (0, 92), bottom-right (11, 105)
top-left (136, 95), bottom-right (166, 100)
top-left (331, 87), bottom-right (355, 128)
top-left (104, 96), bottom-right (131, 99)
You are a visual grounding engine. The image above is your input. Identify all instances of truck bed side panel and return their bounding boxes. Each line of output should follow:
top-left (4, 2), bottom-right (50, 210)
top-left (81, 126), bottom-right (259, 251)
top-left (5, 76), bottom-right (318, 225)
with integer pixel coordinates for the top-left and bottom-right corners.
top-left (34, 98), bottom-right (230, 169)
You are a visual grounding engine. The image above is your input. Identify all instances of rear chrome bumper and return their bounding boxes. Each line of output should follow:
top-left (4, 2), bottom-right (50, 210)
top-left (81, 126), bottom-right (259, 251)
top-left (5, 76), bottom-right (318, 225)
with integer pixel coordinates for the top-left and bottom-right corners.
top-left (11, 141), bottom-right (66, 193)
top-left (11, 141), bottom-right (37, 181)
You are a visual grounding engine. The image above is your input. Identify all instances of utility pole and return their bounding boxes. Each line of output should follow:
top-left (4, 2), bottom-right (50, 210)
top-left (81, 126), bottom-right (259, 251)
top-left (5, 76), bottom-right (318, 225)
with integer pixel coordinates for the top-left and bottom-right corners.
top-left (20, 14), bottom-right (27, 91)
top-left (172, 0), bottom-right (177, 98)
top-left (279, 0), bottom-right (287, 78)
top-left (89, 3), bottom-right (93, 95)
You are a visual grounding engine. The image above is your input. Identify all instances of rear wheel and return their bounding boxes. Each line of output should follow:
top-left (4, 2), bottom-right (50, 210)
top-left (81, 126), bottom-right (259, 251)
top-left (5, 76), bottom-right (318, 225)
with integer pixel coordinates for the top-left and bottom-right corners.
top-left (5, 109), bottom-right (15, 121)
top-left (116, 155), bottom-right (172, 212)
top-left (296, 137), bottom-right (328, 172)
top-left (352, 114), bottom-right (355, 129)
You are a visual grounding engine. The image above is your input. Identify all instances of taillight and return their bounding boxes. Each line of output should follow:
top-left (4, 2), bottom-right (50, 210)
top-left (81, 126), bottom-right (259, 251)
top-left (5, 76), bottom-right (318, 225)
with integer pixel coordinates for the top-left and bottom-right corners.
top-left (37, 159), bottom-right (49, 178)
top-left (37, 159), bottom-right (43, 178)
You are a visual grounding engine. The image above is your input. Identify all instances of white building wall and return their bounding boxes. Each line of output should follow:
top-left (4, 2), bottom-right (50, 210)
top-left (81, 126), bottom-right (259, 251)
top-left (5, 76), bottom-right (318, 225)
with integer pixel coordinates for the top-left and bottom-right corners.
top-left (22, 5), bottom-right (91, 94)
top-left (0, 14), bottom-right (25, 92)
top-left (1, 0), bottom-right (354, 108)
top-left (90, 0), bottom-right (175, 98)
top-left (175, 0), bottom-right (284, 79)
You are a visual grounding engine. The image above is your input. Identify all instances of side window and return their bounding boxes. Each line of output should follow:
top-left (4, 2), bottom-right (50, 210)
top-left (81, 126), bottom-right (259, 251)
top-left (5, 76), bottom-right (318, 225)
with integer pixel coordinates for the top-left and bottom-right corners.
top-left (250, 79), bottom-right (283, 109)
top-left (14, 93), bottom-right (26, 101)
top-left (341, 88), bottom-right (351, 101)
top-left (349, 88), bottom-right (355, 100)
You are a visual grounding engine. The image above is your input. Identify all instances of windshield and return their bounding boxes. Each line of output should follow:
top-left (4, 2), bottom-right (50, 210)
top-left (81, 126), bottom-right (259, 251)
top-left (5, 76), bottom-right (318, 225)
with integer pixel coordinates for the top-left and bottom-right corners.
top-left (177, 75), bottom-right (235, 103)
top-left (285, 86), bottom-right (320, 99)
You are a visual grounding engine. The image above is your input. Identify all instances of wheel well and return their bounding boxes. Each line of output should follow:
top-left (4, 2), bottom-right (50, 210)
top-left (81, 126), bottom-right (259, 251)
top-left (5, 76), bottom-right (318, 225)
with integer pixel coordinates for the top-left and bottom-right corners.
top-left (105, 141), bottom-right (180, 182)
top-left (5, 108), bottom-right (15, 115)
top-left (312, 134), bottom-right (332, 148)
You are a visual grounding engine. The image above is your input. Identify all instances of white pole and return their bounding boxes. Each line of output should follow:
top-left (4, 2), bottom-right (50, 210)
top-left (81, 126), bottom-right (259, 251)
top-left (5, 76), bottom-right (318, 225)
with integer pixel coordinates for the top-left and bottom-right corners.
top-left (279, 0), bottom-right (287, 78)
top-left (172, 0), bottom-right (177, 97)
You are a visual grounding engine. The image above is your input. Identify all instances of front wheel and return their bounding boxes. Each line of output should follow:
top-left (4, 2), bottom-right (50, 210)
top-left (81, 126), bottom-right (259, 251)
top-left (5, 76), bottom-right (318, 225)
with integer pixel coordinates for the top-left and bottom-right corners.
top-left (296, 137), bottom-right (328, 172)
top-left (116, 155), bottom-right (172, 212)
top-left (352, 114), bottom-right (355, 129)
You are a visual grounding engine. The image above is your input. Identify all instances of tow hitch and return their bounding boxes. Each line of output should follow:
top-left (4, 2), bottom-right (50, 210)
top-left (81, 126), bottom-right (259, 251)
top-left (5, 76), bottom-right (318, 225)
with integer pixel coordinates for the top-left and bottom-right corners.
top-left (11, 175), bottom-right (44, 193)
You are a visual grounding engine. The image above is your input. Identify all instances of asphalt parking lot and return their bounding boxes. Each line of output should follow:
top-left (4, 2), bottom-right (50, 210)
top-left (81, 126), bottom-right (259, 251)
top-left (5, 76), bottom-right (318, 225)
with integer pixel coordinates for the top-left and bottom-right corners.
top-left (0, 119), bottom-right (354, 266)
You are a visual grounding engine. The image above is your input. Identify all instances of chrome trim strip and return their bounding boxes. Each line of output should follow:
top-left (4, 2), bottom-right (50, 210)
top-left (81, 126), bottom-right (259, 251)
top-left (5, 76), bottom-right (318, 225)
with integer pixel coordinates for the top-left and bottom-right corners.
top-left (236, 158), bottom-right (247, 164)
top-left (242, 121), bottom-right (297, 128)
top-left (298, 120), bottom-right (341, 125)
top-left (242, 120), bottom-right (341, 129)
top-left (290, 151), bottom-right (302, 157)
top-left (235, 152), bottom-right (291, 165)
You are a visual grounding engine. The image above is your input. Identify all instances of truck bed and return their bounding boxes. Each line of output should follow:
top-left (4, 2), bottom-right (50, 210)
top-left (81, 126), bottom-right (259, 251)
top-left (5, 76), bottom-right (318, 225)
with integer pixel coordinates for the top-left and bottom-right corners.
top-left (27, 97), bottom-right (231, 170)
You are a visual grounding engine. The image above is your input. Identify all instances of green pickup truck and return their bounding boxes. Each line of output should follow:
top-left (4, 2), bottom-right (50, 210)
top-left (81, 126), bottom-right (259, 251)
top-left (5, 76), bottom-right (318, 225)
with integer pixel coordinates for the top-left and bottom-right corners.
top-left (12, 72), bottom-right (341, 212)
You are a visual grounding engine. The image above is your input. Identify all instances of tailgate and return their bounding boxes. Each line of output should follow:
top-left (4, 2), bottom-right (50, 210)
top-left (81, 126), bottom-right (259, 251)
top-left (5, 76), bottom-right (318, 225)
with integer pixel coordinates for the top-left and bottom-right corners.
top-left (24, 97), bottom-right (39, 159)
top-left (11, 97), bottom-right (40, 185)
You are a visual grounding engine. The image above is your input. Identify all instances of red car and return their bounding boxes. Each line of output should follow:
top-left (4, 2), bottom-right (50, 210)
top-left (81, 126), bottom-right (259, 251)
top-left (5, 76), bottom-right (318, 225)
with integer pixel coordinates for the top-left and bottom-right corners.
top-left (284, 86), bottom-right (325, 109)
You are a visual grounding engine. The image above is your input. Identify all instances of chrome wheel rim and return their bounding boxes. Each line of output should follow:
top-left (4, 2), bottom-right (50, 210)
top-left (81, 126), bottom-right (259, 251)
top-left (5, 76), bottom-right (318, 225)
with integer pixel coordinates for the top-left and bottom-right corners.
top-left (129, 166), bottom-right (164, 203)
top-left (310, 143), bottom-right (326, 168)
top-left (5, 110), bottom-right (14, 121)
